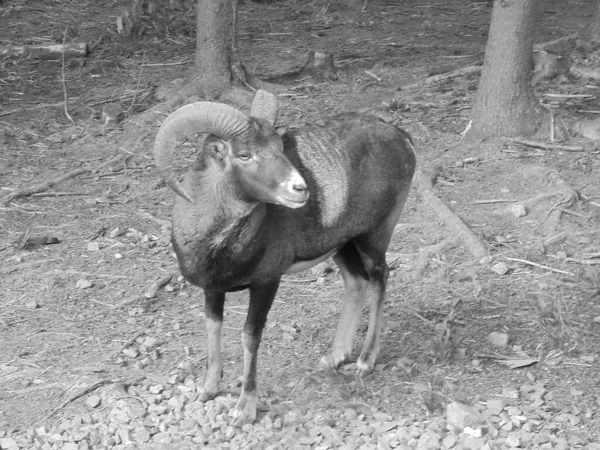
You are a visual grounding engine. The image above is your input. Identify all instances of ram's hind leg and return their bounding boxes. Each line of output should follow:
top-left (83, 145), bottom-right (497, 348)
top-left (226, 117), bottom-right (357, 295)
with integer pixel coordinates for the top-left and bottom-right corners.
top-left (354, 186), bottom-right (411, 376)
top-left (200, 290), bottom-right (225, 401)
top-left (320, 242), bottom-right (369, 371)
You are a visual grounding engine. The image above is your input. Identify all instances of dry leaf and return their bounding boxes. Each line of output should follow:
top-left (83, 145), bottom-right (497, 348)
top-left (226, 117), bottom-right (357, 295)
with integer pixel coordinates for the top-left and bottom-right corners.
top-left (497, 358), bottom-right (538, 369)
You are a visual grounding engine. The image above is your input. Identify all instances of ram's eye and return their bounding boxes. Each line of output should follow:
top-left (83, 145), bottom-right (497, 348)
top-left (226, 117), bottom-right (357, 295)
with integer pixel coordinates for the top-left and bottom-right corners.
top-left (237, 152), bottom-right (252, 161)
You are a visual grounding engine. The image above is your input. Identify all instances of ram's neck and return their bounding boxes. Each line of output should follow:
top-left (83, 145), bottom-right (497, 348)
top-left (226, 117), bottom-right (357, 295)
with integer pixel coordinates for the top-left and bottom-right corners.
top-left (171, 169), bottom-right (265, 276)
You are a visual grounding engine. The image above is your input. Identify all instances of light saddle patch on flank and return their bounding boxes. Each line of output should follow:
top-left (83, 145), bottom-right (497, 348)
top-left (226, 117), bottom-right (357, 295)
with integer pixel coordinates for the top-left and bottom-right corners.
top-left (295, 130), bottom-right (348, 226)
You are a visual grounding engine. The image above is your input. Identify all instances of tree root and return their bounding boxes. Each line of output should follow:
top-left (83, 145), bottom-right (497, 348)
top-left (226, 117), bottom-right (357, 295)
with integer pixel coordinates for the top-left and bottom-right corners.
top-left (418, 165), bottom-right (488, 260)
top-left (412, 237), bottom-right (460, 280)
top-left (1, 154), bottom-right (125, 206)
top-left (404, 64), bottom-right (481, 89)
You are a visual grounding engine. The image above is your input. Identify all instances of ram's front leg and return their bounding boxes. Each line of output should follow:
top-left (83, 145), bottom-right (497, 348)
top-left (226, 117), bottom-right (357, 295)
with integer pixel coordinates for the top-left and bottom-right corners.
top-left (199, 290), bottom-right (225, 401)
top-left (232, 280), bottom-right (279, 427)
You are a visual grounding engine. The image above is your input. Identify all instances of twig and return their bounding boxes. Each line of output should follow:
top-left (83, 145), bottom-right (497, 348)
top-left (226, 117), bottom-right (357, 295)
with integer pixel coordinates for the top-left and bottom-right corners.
top-left (473, 199), bottom-right (516, 204)
top-left (542, 93), bottom-right (595, 99)
top-left (126, 52), bottom-right (145, 115)
top-left (31, 192), bottom-right (88, 197)
top-left (61, 27), bottom-right (74, 125)
top-left (1, 155), bottom-right (123, 205)
top-left (510, 138), bottom-right (587, 152)
top-left (364, 70), bottom-right (382, 82)
top-left (40, 376), bottom-right (145, 424)
top-left (505, 257), bottom-right (575, 277)
top-left (550, 111), bottom-right (555, 143)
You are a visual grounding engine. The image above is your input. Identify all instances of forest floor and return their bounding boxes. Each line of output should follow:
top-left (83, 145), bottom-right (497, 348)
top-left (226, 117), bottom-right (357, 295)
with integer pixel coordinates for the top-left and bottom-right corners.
top-left (1, 0), bottom-right (600, 449)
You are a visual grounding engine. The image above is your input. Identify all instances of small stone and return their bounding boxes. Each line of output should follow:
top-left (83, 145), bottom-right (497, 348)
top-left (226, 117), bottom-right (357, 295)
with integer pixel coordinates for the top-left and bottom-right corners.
top-left (490, 262), bottom-right (509, 275)
top-left (0, 438), bottom-right (18, 450)
top-left (76, 279), bottom-right (94, 289)
top-left (442, 435), bottom-right (456, 449)
top-left (570, 389), bottom-right (584, 396)
top-left (114, 253), bottom-right (123, 259)
top-left (488, 332), bottom-right (509, 347)
top-left (510, 204), bottom-right (527, 218)
top-left (580, 354), bottom-right (597, 363)
top-left (142, 337), bottom-right (159, 349)
top-left (506, 432), bottom-right (520, 447)
top-left (149, 384), bottom-right (164, 394)
top-left (63, 443), bottom-right (79, 450)
top-left (101, 103), bottom-right (124, 125)
top-left (86, 395), bottom-right (101, 408)
top-left (446, 402), bottom-right (485, 430)
top-left (463, 436), bottom-right (486, 450)
top-left (87, 242), bottom-right (100, 252)
top-left (122, 348), bottom-right (139, 358)
top-left (502, 388), bottom-right (519, 399)
top-left (486, 399), bottom-right (504, 415)
top-left (416, 430), bottom-right (440, 449)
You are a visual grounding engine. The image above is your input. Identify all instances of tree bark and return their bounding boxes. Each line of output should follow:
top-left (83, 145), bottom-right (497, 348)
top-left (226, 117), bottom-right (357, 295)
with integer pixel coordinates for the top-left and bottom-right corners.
top-left (590, 0), bottom-right (600, 43)
top-left (166, 0), bottom-right (245, 105)
top-left (467, 0), bottom-right (547, 140)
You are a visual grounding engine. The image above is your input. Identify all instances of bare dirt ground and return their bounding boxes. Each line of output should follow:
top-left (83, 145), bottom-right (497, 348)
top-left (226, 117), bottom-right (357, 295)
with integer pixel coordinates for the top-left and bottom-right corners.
top-left (1, 0), bottom-right (600, 449)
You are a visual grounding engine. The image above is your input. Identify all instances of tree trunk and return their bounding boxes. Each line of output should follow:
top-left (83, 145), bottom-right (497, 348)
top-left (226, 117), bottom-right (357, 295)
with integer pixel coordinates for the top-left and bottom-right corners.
top-left (466, 0), bottom-right (547, 140)
top-left (590, 0), bottom-right (600, 43)
top-left (166, 0), bottom-right (245, 105)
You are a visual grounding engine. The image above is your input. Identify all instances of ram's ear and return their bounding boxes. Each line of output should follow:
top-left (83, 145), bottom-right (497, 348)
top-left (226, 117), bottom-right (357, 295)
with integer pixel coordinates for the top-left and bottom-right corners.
top-left (204, 134), bottom-right (229, 161)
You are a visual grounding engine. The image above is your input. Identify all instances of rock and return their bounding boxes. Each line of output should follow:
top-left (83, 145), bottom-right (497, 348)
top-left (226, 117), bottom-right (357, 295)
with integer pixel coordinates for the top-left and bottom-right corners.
top-left (87, 242), bottom-right (100, 251)
top-left (490, 262), bottom-right (509, 275)
top-left (486, 399), bottom-right (504, 415)
top-left (416, 430), bottom-right (440, 449)
top-left (122, 348), bottom-right (139, 358)
top-left (0, 438), bottom-right (19, 450)
top-left (76, 279), bottom-right (94, 289)
top-left (101, 103), bottom-right (124, 126)
top-left (506, 431), bottom-right (520, 447)
top-left (463, 436), bottom-right (486, 450)
top-left (501, 388), bottom-right (519, 399)
top-left (510, 204), bottom-right (527, 218)
top-left (62, 443), bottom-right (79, 450)
top-left (85, 395), bottom-right (101, 408)
top-left (442, 435), bottom-right (456, 449)
top-left (487, 331), bottom-right (509, 347)
top-left (446, 402), bottom-right (485, 430)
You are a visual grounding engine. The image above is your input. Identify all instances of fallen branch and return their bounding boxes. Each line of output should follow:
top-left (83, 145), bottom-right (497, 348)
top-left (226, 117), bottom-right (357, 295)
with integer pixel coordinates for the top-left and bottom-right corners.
top-left (1, 155), bottom-right (124, 206)
top-left (418, 165), bottom-right (487, 260)
top-left (505, 257), bottom-right (575, 277)
top-left (0, 42), bottom-right (88, 60)
top-left (510, 138), bottom-right (587, 152)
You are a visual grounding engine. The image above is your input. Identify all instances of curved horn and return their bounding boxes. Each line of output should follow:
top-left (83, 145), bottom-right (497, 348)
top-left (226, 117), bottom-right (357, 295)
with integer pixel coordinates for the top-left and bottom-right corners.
top-left (154, 102), bottom-right (250, 202)
top-left (250, 89), bottom-right (279, 126)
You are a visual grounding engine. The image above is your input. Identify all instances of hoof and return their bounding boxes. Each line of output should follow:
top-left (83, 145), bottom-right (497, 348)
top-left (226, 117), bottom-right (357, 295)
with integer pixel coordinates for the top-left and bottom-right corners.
top-left (356, 358), bottom-right (375, 378)
top-left (198, 388), bottom-right (218, 402)
top-left (319, 351), bottom-right (349, 373)
top-left (231, 406), bottom-right (257, 428)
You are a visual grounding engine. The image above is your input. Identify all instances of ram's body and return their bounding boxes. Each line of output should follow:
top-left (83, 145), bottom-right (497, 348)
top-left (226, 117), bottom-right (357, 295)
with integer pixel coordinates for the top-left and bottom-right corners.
top-left (154, 91), bottom-right (416, 426)
top-left (172, 114), bottom-right (414, 291)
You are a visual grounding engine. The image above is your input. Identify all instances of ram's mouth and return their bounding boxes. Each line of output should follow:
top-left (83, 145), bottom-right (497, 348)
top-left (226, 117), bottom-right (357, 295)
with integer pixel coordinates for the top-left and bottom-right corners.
top-left (275, 193), bottom-right (309, 209)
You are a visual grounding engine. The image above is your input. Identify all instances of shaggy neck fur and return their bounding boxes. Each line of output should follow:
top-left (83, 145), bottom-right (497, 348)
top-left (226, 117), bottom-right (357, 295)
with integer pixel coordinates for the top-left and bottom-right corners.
top-left (174, 162), bottom-right (266, 265)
